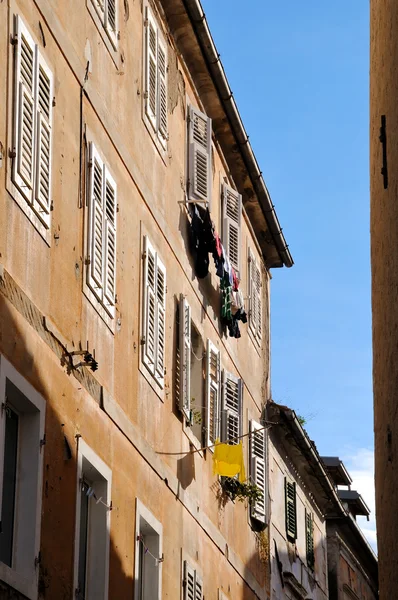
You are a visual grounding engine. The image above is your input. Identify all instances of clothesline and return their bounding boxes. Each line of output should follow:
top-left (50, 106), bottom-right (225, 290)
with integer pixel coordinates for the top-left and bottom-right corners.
top-left (137, 534), bottom-right (164, 566)
top-left (156, 421), bottom-right (278, 456)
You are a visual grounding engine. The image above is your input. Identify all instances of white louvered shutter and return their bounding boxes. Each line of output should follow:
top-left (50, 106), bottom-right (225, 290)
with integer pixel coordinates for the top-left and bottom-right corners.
top-left (145, 7), bottom-right (158, 131)
top-left (155, 256), bottom-right (166, 387)
top-left (184, 562), bottom-right (196, 600)
top-left (105, 0), bottom-right (118, 48)
top-left (179, 295), bottom-right (191, 420)
top-left (103, 167), bottom-right (117, 314)
top-left (87, 143), bottom-right (105, 300)
top-left (221, 371), bottom-right (242, 444)
top-left (222, 184), bottom-right (242, 276)
top-left (158, 37), bottom-right (168, 145)
top-left (255, 259), bottom-right (262, 340)
top-left (188, 106), bottom-right (212, 204)
top-left (250, 420), bottom-right (266, 523)
top-left (195, 573), bottom-right (203, 600)
top-left (13, 16), bottom-right (36, 203)
top-left (205, 340), bottom-right (220, 447)
top-left (34, 50), bottom-right (53, 228)
top-left (248, 249), bottom-right (262, 341)
top-left (143, 236), bottom-right (157, 372)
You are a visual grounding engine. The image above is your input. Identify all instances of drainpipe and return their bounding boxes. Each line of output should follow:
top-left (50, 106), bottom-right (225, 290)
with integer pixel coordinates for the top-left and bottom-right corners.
top-left (182, 0), bottom-right (294, 268)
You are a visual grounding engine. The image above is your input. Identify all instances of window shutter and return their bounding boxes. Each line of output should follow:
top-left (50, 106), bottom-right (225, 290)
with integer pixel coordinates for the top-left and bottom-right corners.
top-left (179, 294), bottom-right (191, 420)
top-left (158, 37), bottom-right (168, 145)
top-left (195, 573), bottom-right (203, 600)
top-left (13, 16), bottom-right (36, 203)
top-left (285, 479), bottom-right (297, 541)
top-left (105, 0), bottom-right (118, 47)
top-left (188, 106), bottom-right (212, 204)
top-left (34, 50), bottom-right (53, 228)
top-left (184, 561), bottom-right (196, 600)
top-left (145, 7), bottom-right (158, 131)
top-left (306, 509), bottom-right (315, 569)
top-left (222, 184), bottom-right (242, 276)
top-left (250, 420), bottom-right (266, 523)
top-left (155, 257), bottom-right (166, 387)
top-left (221, 371), bottom-right (242, 444)
top-left (143, 236), bottom-right (157, 372)
top-left (205, 340), bottom-right (220, 447)
top-left (87, 143), bottom-right (105, 300)
top-left (103, 167), bottom-right (117, 314)
top-left (248, 249), bottom-right (262, 341)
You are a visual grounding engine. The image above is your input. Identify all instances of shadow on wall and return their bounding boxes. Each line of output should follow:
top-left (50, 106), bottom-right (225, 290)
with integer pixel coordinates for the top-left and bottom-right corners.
top-left (241, 529), bottom-right (327, 600)
top-left (0, 294), bottom-right (133, 599)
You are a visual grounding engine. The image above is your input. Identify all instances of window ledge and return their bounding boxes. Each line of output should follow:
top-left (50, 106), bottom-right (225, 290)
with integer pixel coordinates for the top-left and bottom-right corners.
top-left (0, 563), bottom-right (37, 600)
top-left (6, 184), bottom-right (51, 246)
top-left (83, 285), bottom-right (116, 334)
top-left (182, 421), bottom-right (204, 457)
top-left (87, 0), bottom-right (120, 69)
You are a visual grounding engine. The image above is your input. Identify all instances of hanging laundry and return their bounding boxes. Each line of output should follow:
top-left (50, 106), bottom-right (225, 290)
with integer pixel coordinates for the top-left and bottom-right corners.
top-left (221, 278), bottom-right (232, 322)
top-left (232, 269), bottom-right (239, 291)
top-left (213, 439), bottom-right (246, 482)
top-left (214, 232), bottom-right (222, 258)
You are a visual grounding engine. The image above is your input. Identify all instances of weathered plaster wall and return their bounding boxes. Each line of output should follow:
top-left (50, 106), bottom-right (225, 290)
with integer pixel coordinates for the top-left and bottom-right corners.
top-left (268, 434), bottom-right (328, 600)
top-left (326, 528), bottom-right (378, 600)
top-left (0, 0), bottom-right (273, 597)
top-left (370, 2), bottom-right (398, 599)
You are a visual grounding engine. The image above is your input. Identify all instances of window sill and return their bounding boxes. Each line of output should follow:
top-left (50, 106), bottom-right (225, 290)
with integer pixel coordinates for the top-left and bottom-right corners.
top-left (182, 420), bottom-right (204, 457)
top-left (83, 285), bottom-right (116, 333)
top-left (138, 359), bottom-right (165, 402)
top-left (6, 184), bottom-right (51, 246)
top-left (87, 1), bottom-right (120, 69)
top-left (0, 564), bottom-right (37, 600)
top-left (141, 111), bottom-right (169, 166)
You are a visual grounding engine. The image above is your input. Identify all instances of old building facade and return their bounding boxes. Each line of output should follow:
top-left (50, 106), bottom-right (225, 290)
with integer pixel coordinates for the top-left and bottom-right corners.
top-left (266, 405), bottom-right (378, 600)
top-left (0, 0), bottom-right (293, 599)
top-left (370, 1), bottom-right (398, 599)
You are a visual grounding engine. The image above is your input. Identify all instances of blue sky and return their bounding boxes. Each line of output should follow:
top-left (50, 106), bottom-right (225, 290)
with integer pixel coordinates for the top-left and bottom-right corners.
top-left (201, 0), bottom-right (374, 546)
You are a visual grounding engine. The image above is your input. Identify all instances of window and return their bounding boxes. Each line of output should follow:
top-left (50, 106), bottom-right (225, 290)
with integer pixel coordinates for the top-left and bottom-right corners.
top-left (249, 420), bottom-right (266, 524)
top-left (74, 439), bottom-right (111, 600)
top-left (11, 15), bottom-right (53, 234)
top-left (144, 6), bottom-right (168, 147)
top-left (134, 500), bottom-right (162, 600)
top-left (220, 371), bottom-right (243, 444)
top-left (205, 340), bottom-right (221, 447)
top-left (187, 106), bottom-right (212, 205)
top-left (142, 236), bottom-right (166, 388)
top-left (285, 478), bottom-right (297, 542)
top-left (178, 295), bottom-right (205, 439)
top-left (305, 509), bottom-right (315, 569)
top-left (85, 142), bottom-right (117, 320)
top-left (248, 248), bottom-right (262, 343)
top-left (183, 561), bottom-right (203, 600)
top-left (0, 356), bottom-right (45, 600)
top-left (91, 0), bottom-right (118, 48)
top-left (222, 184), bottom-right (242, 277)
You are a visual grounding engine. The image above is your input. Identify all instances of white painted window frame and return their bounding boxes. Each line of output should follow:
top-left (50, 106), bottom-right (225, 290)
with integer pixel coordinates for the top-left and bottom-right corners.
top-left (83, 139), bottom-right (117, 331)
top-left (0, 355), bottom-right (46, 600)
top-left (90, 0), bottom-right (118, 49)
top-left (7, 13), bottom-right (53, 246)
top-left (73, 439), bottom-right (112, 600)
top-left (134, 499), bottom-right (163, 600)
top-left (142, 3), bottom-right (169, 151)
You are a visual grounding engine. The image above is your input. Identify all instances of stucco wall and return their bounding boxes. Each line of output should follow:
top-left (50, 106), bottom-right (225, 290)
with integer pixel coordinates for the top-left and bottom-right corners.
top-left (0, 0), bottom-right (274, 598)
top-left (370, 1), bottom-right (398, 599)
top-left (268, 434), bottom-right (328, 600)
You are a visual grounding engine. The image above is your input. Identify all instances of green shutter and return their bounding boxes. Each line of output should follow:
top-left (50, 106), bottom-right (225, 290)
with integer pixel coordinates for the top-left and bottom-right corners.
top-left (306, 509), bottom-right (315, 569)
top-left (285, 478), bottom-right (297, 541)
